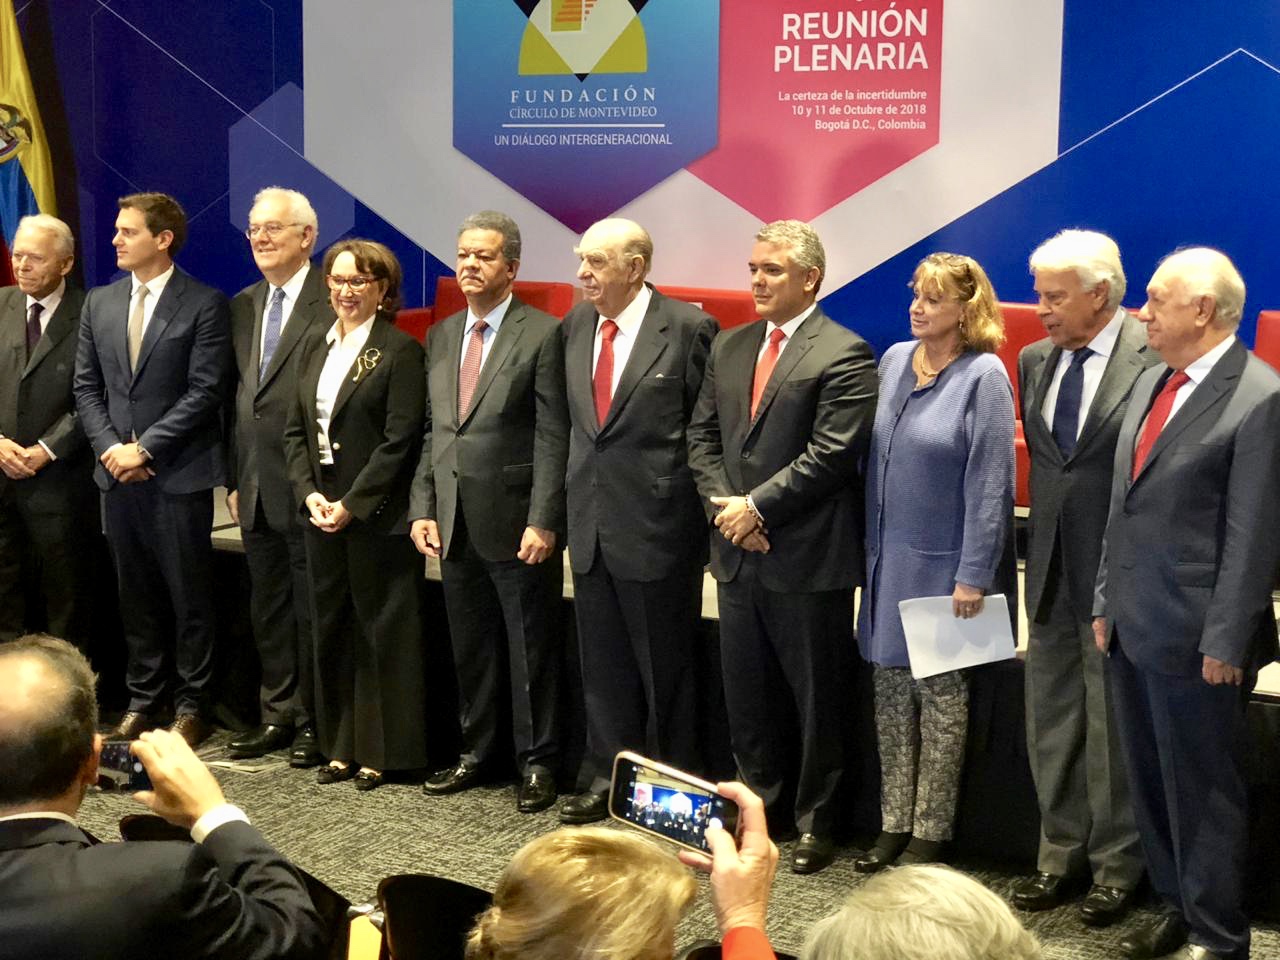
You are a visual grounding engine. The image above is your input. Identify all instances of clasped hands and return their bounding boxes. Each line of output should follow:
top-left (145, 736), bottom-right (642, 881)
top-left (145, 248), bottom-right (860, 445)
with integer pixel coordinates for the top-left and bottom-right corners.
top-left (305, 492), bottom-right (352, 533)
top-left (710, 495), bottom-right (770, 554)
top-left (0, 436), bottom-right (50, 480)
top-left (101, 442), bottom-right (154, 483)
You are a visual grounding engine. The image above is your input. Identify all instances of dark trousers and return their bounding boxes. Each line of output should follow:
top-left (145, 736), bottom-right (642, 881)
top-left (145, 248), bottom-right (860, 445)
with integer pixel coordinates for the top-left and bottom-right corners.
top-left (102, 483), bottom-right (215, 716)
top-left (1108, 635), bottom-right (1251, 960)
top-left (242, 498), bottom-right (314, 727)
top-left (0, 493), bottom-right (93, 647)
top-left (439, 504), bottom-right (561, 774)
top-left (718, 558), bottom-right (852, 837)
top-left (572, 544), bottom-right (703, 794)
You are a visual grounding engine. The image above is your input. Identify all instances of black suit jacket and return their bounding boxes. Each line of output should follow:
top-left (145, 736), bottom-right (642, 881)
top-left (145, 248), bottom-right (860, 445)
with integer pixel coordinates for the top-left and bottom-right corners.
top-left (687, 308), bottom-right (878, 592)
top-left (409, 297), bottom-right (568, 560)
top-left (228, 265), bottom-right (334, 531)
top-left (0, 816), bottom-right (322, 959)
top-left (0, 284), bottom-right (93, 511)
top-left (1018, 313), bottom-right (1157, 621)
top-left (561, 286), bottom-right (717, 582)
top-left (283, 316), bottom-right (425, 536)
top-left (73, 267), bottom-right (232, 493)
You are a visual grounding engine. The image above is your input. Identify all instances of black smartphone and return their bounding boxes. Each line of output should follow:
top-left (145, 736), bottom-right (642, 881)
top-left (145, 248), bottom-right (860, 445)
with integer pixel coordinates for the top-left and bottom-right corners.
top-left (608, 750), bottom-right (740, 854)
top-left (97, 740), bottom-right (152, 792)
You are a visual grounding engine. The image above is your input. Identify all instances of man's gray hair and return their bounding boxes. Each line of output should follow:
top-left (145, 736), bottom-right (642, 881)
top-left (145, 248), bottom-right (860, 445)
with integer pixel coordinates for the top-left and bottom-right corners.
top-left (459, 210), bottom-right (522, 262)
top-left (1029, 229), bottom-right (1126, 309)
top-left (755, 219), bottom-right (826, 293)
top-left (1159, 246), bottom-right (1247, 330)
top-left (16, 214), bottom-right (74, 259)
top-left (251, 186), bottom-right (319, 241)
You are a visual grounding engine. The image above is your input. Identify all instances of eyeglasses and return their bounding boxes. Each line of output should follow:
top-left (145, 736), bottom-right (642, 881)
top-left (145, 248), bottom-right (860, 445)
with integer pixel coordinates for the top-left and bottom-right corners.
top-left (326, 274), bottom-right (378, 291)
top-left (245, 221), bottom-right (303, 239)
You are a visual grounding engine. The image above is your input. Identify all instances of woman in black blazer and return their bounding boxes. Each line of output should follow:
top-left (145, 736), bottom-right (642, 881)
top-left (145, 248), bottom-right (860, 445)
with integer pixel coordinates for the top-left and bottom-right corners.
top-left (283, 239), bottom-right (427, 790)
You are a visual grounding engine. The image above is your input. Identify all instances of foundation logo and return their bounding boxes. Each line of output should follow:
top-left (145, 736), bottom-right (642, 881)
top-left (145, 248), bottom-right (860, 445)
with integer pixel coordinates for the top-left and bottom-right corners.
top-left (0, 104), bottom-right (32, 164)
top-left (455, 0), bottom-right (718, 232)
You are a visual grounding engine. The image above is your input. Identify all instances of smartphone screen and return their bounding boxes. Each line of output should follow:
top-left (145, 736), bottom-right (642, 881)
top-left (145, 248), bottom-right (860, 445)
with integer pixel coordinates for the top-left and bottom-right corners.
top-left (609, 752), bottom-right (740, 854)
top-left (97, 740), bottom-right (152, 792)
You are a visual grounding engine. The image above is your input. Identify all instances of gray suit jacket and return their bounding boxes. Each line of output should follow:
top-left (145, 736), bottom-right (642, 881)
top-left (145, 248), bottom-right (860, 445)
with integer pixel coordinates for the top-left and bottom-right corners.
top-left (409, 297), bottom-right (569, 561)
top-left (1094, 339), bottom-right (1280, 675)
top-left (1018, 313), bottom-right (1156, 621)
top-left (227, 264), bottom-right (333, 530)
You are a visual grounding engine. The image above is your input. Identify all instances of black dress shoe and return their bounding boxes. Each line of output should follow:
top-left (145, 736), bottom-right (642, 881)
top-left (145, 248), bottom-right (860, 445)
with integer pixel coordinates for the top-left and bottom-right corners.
top-left (228, 723), bottom-right (294, 759)
top-left (895, 836), bottom-right (946, 865)
top-left (791, 833), bottom-right (836, 874)
top-left (559, 790), bottom-right (608, 824)
top-left (1010, 872), bottom-right (1088, 912)
top-left (169, 714), bottom-right (212, 749)
top-left (517, 770), bottom-right (557, 813)
top-left (354, 769), bottom-right (385, 792)
top-left (854, 831), bottom-right (911, 873)
top-left (109, 711), bottom-right (157, 741)
top-left (1118, 909), bottom-right (1188, 959)
top-left (317, 762), bottom-right (356, 785)
top-left (290, 724), bottom-right (324, 768)
top-left (422, 760), bottom-right (482, 796)
top-left (1078, 883), bottom-right (1137, 928)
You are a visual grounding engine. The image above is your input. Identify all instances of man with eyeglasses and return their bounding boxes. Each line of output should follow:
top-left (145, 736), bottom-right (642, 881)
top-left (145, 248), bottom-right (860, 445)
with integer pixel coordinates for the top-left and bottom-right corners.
top-left (225, 188), bottom-right (333, 764)
top-left (0, 214), bottom-right (95, 647)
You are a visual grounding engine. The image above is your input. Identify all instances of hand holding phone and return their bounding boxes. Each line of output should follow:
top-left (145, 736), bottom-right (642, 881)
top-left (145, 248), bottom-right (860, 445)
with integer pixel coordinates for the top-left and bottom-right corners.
top-left (608, 751), bottom-right (741, 855)
top-left (97, 740), bottom-right (153, 792)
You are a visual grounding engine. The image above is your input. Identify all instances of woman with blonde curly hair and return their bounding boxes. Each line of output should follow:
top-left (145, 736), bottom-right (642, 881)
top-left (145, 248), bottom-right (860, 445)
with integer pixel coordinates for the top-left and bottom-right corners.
top-left (467, 827), bottom-right (697, 960)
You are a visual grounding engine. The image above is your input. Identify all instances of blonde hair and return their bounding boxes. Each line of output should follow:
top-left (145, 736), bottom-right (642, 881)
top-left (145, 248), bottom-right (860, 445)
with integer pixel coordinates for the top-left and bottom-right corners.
top-left (800, 865), bottom-right (1041, 960)
top-left (466, 827), bottom-right (696, 960)
top-left (911, 253), bottom-right (1004, 353)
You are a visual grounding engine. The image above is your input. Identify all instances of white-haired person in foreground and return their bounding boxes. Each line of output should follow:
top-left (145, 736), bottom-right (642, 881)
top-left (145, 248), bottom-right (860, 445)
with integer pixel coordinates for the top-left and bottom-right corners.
top-left (801, 864), bottom-right (1042, 960)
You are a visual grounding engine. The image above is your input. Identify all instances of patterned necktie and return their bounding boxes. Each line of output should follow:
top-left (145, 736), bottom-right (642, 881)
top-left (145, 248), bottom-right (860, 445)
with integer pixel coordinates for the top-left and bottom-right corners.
top-left (458, 319), bottom-right (488, 417)
top-left (1051, 346), bottom-right (1093, 458)
top-left (128, 284), bottom-right (149, 372)
top-left (593, 319), bottom-right (619, 426)
top-left (1131, 370), bottom-right (1191, 480)
top-left (751, 326), bottom-right (786, 417)
top-left (260, 286), bottom-right (285, 377)
top-left (25, 302), bottom-right (43, 359)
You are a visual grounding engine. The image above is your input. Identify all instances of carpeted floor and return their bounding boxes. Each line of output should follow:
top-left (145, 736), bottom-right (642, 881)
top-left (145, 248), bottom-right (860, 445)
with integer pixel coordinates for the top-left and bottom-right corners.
top-left (74, 731), bottom-right (1280, 959)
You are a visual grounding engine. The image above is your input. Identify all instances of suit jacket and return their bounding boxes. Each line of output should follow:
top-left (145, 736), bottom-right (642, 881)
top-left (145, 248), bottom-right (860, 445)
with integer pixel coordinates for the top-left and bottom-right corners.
top-left (1018, 313), bottom-right (1157, 621)
top-left (687, 308), bottom-right (878, 593)
top-left (1094, 339), bottom-right (1280, 676)
top-left (228, 265), bottom-right (334, 531)
top-left (283, 315), bottom-right (425, 536)
top-left (561, 286), bottom-right (718, 582)
top-left (0, 816), bottom-right (322, 959)
top-left (73, 267), bottom-right (232, 493)
top-left (0, 284), bottom-right (94, 511)
top-left (409, 297), bottom-right (569, 560)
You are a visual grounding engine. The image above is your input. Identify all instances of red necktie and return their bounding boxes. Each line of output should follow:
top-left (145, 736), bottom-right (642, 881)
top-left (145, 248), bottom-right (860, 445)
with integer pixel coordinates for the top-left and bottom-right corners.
top-left (1131, 370), bottom-right (1190, 480)
top-left (593, 319), bottom-right (619, 426)
top-left (457, 319), bottom-right (488, 418)
top-left (751, 327), bottom-right (786, 417)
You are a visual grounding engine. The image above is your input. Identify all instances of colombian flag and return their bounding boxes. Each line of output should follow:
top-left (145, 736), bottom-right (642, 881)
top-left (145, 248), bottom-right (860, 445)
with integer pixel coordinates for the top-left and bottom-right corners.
top-left (0, 0), bottom-right (56, 256)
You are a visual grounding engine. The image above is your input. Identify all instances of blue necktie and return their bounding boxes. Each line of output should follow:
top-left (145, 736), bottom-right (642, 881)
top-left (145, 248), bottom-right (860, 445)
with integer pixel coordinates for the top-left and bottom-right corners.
top-left (1051, 347), bottom-right (1093, 458)
top-left (260, 286), bottom-right (285, 378)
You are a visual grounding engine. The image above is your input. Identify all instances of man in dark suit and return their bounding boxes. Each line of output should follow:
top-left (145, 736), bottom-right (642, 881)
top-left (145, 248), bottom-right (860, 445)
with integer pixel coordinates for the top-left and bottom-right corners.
top-left (0, 215), bottom-right (93, 646)
top-left (557, 218), bottom-right (718, 824)
top-left (412, 211), bottom-right (568, 813)
top-left (1011, 230), bottom-right (1150, 925)
top-left (1093, 248), bottom-right (1280, 960)
top-left (73, 192), bottom-right (232, 747)
top-left (225, 188), bottom-right (331, 765)
top-left (688, 220), bottom-right (877, 874)
top-left (0, 634), bottom-right (322, 958)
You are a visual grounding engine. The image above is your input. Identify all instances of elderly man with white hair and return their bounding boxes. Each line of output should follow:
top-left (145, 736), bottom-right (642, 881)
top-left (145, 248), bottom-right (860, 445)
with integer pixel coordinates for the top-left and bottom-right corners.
top-left (1093, 248), bottom-right (1280, 960)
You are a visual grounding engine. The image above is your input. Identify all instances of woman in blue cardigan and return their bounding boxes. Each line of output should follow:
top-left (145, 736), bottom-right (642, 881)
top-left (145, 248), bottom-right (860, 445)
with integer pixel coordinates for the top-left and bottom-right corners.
top-left (855, 252), bottom-right (1015, 870)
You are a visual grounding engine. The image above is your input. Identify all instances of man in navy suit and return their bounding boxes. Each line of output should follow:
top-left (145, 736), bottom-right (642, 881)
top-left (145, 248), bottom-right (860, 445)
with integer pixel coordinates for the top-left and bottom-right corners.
top-left (1094, 248), bottom-right (1280, 960)
top-left (74, 193), bottom-right (232, 747)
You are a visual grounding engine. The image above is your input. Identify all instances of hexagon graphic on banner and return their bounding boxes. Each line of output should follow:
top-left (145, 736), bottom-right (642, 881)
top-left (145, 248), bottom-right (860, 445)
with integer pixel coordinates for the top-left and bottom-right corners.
top-left (689, 1), bottom-right (944, 224)
top-left (454, 0), bottom-right (719, 233)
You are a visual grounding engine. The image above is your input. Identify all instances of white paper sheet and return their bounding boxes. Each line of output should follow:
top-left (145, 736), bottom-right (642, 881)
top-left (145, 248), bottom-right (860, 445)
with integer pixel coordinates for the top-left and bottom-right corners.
top-left (897, 594), bottom-right (1016, 679)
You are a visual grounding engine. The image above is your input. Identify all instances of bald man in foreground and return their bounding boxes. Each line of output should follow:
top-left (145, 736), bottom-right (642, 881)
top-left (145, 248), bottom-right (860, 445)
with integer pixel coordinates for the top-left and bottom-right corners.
top-left (557, 218), bottom-right (718, 824)
top-left (1094, 249), bottom-right (1280, 960)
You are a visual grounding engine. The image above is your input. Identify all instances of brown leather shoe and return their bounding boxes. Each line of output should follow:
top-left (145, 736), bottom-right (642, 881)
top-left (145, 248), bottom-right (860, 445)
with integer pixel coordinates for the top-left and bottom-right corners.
top-left (170, 714), bottom-right (213, 749)
top-left (110, 711), bottom-right (158, 740)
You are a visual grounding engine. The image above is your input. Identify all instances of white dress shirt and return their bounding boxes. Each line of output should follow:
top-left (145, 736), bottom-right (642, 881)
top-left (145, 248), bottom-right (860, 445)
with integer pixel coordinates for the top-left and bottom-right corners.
top-left (25, 278), bottom-right (65, 339)
top-left (1039, 307), bottom-right (1125, 438)
top-left (757, 303), bottom-right (816, 364)
top-left (258, 262), bottom-right (312, 360)
top-left (0, 804), bottom-right (248, 842)
top-left (130, 264), bottom-right (175, 343)
top-left (593, 284), bottom-right (652, 396)
top-left (315, 317), bottom-right (376, 465)
top-left (459, 293), bottom-right (512, 377)
top-left (1169, 333), bottom-right (1237, 420)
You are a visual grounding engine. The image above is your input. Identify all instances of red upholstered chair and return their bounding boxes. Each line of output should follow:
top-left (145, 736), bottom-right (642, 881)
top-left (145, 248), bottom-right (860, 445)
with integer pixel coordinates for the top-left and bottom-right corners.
top-left (1255, 310), bottom-right (1280, 374)
top-left (394, 307), bottom-right (434, 343)
top-left (654, 285), bottom-right (758, 329)
top-left (996, 303), bottom-right (1047, 511)
top-left (434, 276), bottom-right (578, 323)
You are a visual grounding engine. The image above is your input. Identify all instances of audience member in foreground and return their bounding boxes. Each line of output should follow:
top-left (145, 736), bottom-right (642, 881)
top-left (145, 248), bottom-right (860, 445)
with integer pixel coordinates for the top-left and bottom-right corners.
top-left (0, 634), bottom-right (322, 958)
top-left (800, 864), bottom-right (1042, 960)
top-left (465, 825), bottom-right (696, 960)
